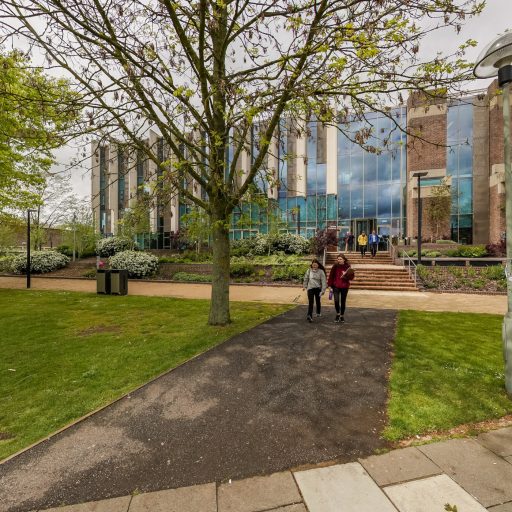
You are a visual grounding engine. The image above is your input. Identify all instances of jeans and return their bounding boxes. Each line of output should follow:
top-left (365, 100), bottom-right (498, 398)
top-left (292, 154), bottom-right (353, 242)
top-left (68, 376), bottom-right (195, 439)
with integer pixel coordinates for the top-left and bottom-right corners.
top-left (359, 244), bottom-right (367, 257)
top-left (370, 242), bottom-right (378, 257)
top-left (307, 287), bottom-right (322, 317)
top-left (333, 287), bottom-right (349, 316)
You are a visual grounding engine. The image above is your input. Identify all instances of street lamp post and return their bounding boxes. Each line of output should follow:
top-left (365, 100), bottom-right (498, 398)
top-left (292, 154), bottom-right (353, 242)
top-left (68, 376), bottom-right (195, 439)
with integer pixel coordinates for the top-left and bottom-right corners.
top-left (26, 209), bottom-right (37, 289)
top-left (412, 172), bottom-right (428, 265)
top-left (474, 31), bottom-right (512, 396)
top-left (72, 212), bottom-right (77, 262)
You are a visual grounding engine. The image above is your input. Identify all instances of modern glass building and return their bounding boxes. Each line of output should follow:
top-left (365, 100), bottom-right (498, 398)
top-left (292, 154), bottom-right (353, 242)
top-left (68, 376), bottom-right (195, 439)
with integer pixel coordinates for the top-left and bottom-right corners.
top-left (92, 84), bottom-right (507, 247)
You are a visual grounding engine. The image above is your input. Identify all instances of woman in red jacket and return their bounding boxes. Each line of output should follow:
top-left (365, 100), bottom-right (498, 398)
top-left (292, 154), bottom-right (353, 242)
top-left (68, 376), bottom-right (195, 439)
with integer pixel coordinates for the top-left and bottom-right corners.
top-left (327, 253), bottom-right (354, 324)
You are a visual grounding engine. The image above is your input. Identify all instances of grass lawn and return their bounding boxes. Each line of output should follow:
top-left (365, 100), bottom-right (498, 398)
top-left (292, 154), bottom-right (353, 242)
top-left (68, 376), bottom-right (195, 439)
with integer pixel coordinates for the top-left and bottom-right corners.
top-left (0, 289), bottom-right (291, 460)
top-left (385, 310), bottom-right (512, 441)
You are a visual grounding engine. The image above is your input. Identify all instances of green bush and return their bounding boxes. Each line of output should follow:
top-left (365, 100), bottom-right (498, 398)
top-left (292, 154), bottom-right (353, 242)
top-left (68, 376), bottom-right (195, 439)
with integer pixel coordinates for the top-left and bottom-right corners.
top-left (231, 233), bottom-right (311, 256)
top-left (0, 255), bottom-right (15, 273)
top-left (457, 245), bottom-right (487, 258)
top-left (435, 240), bottom-right (455, 244)
top-left (470, 279), bottom-right (485, 290)
top-left (482, 265), bottom-right (506, 281)
top-left (82, 268), bottom-right (97, 278)
top-left (57, 244), bottom-right (73, 257)
top-left (271, 264), bottom-right (309, 282)
top-left (109, 250), bottom-right (159, 278)
top-left (230, 262), bottom-right (256, 277)
top-left (424, 251), bottom-right (442, 258)
top-left (159, 251), bottom-right (212, 264)
top-left (11, 251), bottom-right (70, 274)
top-left (97, 236), bottom-right (136, 257)
top-left (172, 272), bottom-right (212, 283)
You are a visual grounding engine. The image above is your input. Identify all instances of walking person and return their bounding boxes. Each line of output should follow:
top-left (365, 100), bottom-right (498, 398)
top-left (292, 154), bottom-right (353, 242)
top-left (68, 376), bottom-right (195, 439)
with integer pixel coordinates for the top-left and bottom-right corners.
top-left (327, 253), bottom-right (354, 324)
top-left (358, 231), bottom-right (368, 258)
top-left (369, 230), bottom-right (379, 258)
top-left (347, 231), bottom-right (355, 252)
top-left (303, 259), bottom-right (327, 323)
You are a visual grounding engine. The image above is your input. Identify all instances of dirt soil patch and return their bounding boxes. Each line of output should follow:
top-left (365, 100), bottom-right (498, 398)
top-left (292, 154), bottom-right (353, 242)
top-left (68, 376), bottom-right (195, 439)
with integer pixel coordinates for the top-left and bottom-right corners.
top-left (0, 306), bottom-right (395, 512)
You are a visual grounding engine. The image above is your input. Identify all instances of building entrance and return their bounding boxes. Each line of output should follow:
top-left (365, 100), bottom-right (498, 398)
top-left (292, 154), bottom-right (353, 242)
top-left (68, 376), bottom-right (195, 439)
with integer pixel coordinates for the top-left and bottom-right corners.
top-left (352, 218), bottom-right (377, 240)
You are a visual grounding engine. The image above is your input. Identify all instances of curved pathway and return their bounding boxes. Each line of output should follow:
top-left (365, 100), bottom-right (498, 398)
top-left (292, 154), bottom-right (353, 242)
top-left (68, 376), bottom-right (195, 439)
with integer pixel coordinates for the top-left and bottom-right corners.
top-left (0, 307), bottom-right (395, 512)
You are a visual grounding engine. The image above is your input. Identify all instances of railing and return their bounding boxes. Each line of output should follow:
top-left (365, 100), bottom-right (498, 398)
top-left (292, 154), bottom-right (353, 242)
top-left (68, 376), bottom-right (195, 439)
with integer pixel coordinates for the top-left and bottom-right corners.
top-left (401, 250), bottom-right (418, 286)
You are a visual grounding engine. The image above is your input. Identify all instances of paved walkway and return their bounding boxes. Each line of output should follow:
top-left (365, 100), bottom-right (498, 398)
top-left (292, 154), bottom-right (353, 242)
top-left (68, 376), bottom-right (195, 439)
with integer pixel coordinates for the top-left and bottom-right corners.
top-left (0, 276), bottom-right (505, 314)
top-left (18, 427), bottom-right (512, 511)
top-left (0, 307), bottom-right (396, 512)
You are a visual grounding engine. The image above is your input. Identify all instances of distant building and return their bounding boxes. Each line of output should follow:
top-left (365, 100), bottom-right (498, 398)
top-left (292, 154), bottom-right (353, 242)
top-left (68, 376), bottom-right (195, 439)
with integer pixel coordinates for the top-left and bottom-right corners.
top-left (91, 81), bottom-right (507, 248)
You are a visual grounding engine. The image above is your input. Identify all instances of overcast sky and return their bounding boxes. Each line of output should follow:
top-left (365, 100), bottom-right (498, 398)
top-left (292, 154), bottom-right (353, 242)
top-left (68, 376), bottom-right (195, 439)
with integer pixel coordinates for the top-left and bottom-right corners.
top-left (58, 0), bottom-right (510, 200)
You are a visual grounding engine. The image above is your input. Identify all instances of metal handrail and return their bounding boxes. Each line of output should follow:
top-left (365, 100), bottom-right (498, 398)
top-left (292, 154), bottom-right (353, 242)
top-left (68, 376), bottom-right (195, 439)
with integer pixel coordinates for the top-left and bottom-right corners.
top-left (401, 250), bottom-right (418, 286)
top-left (322, 247), bottom-right (326, 267)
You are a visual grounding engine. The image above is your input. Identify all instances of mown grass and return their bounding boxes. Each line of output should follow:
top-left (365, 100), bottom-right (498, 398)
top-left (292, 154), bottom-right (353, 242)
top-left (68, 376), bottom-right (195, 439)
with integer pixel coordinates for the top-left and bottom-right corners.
top-left (385, 310), bottom-right (512, 441)
top-left (0, 289), bottom-right (291, 460)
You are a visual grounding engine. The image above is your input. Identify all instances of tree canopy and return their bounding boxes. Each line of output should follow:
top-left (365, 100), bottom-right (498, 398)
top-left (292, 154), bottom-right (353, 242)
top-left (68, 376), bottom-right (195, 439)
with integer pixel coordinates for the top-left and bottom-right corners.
top-left (0, 48), bottom-right (79, 212)
top-left (0, 0), bottom-right (485, 323)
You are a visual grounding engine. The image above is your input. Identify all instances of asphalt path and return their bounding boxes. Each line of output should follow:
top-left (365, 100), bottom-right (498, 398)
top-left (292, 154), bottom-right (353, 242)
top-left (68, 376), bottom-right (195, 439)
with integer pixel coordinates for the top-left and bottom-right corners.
top-left (0, 306), bottom-right (396, 512)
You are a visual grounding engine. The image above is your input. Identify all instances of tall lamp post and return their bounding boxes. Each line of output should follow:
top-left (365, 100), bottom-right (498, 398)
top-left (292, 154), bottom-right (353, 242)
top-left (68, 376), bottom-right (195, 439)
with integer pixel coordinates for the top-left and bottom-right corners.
top-left (26, 209), bottom-right (37, 289)
top-left (474, 31), bottom-right (512, 396)
top-left (412, 172), bottom-right (428, 265)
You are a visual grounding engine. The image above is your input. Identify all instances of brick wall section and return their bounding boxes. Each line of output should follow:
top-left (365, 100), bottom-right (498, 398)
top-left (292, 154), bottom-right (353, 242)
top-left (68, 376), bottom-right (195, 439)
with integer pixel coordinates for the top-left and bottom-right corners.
top-left (407, 115), bottom-right (447, 172)
top-left (488, 81), bottom-right (512, 167)
top-left (411, 197), bottom-right (451, 241)
top-left (489, 185), bottom-right (505, 244)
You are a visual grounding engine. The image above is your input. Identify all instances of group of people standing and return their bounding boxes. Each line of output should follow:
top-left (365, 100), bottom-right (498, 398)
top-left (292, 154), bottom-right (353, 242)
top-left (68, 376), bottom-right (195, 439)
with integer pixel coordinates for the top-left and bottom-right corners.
top-left (342, 230), bottom-right (380, 258)
top-left (302, 254), bottom-right (354, 324)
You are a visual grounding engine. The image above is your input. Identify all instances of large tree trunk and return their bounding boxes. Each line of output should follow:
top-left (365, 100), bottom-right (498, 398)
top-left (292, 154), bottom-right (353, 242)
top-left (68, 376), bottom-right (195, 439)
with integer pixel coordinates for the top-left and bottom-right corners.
top-left (208, 213), bottom-right (231, 325)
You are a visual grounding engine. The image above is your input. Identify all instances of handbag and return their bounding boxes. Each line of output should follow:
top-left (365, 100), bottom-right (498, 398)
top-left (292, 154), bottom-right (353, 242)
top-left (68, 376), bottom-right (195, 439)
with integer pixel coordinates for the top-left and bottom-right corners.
top-left (328, 289), bottom-right (333, 300)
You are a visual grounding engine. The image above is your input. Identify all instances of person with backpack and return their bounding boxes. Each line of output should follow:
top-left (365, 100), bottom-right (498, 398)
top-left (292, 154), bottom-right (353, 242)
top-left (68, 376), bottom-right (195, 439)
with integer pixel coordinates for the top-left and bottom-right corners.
top-left (303, 258), bottom-right (327, 323)
top-left (327, 253), bottom-right (354, 324)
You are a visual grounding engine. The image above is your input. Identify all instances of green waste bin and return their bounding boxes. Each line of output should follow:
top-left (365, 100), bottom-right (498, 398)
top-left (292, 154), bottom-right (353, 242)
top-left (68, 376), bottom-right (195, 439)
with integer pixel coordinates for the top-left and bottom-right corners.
top-left (96, 269), bottom-right (111, 294)
top-left (110, 269), bottom-right (128, 295)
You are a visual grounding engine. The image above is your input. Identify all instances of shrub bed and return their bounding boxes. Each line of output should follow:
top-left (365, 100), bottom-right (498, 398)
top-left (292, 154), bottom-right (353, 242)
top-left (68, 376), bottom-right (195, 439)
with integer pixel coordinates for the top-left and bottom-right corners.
top-left (172, 272), bottom-right (212, 283)
top-left (231, 233), bottom-right (311, 256)
top-left (11, 251), bottom-right (70, 274)
top-left (417, 264), bottom-right (506, 293)
top-left (109, 250), bottom-right (159, 278)
top-left (97, 236), bottom-right (136, 257)
top-left (271, 264), bottom-right (309, 282)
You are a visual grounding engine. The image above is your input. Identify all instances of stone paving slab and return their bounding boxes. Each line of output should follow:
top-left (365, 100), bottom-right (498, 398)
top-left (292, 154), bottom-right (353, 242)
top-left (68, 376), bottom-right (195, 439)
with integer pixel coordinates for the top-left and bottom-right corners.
top-left (359, 446), bottom-right (441, 486)
top-left (488, 503), bottom-right (512, 512)
top-left (294, 462), bottom-right (397, 512)
top-left (217, 472), bottom-right (301, 512)
top-left (41, 497), bottom-right (131, 512)
top-left (477, 427), bottom-right (512, 457)
top-left (127, 483), bottom-right (216, 512)
top-left (266, 505), bottom-right (307, 512)
top-left (384, 474), bottom-right (487, 512)
top-left (419, 439), bottom-right (512, 507)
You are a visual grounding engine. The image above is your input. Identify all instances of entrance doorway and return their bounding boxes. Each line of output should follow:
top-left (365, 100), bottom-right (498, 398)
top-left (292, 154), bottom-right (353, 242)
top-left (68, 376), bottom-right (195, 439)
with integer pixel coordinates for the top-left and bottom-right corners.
top-left (352, 218), bottom-right (377, 240)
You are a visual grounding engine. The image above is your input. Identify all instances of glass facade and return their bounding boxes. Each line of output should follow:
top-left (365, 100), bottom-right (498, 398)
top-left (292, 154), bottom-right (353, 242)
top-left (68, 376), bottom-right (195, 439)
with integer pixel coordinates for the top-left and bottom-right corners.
top-left (447, 100), bottom-right (473, 244)
top-left (337, 108), bottom-right (407, 240)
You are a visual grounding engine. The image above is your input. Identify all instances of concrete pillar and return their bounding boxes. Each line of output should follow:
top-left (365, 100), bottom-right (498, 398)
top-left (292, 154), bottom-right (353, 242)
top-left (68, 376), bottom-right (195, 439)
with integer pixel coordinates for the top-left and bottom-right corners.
top-left (108, 142), bottom-right (119, 235)
top-left (295, 119), bottom-right (307, 197)
top-left (326, 123), bottom-right (338, 195)
top-left (91, 142), bottom-right (101, 234)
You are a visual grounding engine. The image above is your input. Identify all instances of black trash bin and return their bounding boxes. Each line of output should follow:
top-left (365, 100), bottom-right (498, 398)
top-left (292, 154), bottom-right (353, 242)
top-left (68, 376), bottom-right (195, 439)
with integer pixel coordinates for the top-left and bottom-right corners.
top-left (110, 269), bottom-right (128, 295)
top-left (97, 269), bottom-right (111, 294)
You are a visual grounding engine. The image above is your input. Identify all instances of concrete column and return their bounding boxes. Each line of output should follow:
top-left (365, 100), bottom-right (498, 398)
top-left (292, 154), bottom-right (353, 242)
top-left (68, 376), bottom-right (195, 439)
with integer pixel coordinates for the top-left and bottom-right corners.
top-left (472, 97), bottom-right (490, 244)
top-left (326, 123), bottom-right (338, 195)
top-left (148, 130), bottom-right (159, 233)
top-left (91, 142), bottom-right (101, 234)
top-left (295, 119), bottom-right (307, 197)
top-left (108, 143), bottom-right (119, 235)
top-left (267, 131), bottom-right (279, 200)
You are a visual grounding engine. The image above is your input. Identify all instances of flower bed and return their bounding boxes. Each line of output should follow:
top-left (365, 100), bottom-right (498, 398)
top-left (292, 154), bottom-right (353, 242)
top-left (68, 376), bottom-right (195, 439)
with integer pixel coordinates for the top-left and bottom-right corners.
top-left (417, 265), bottom-right (506, 293)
